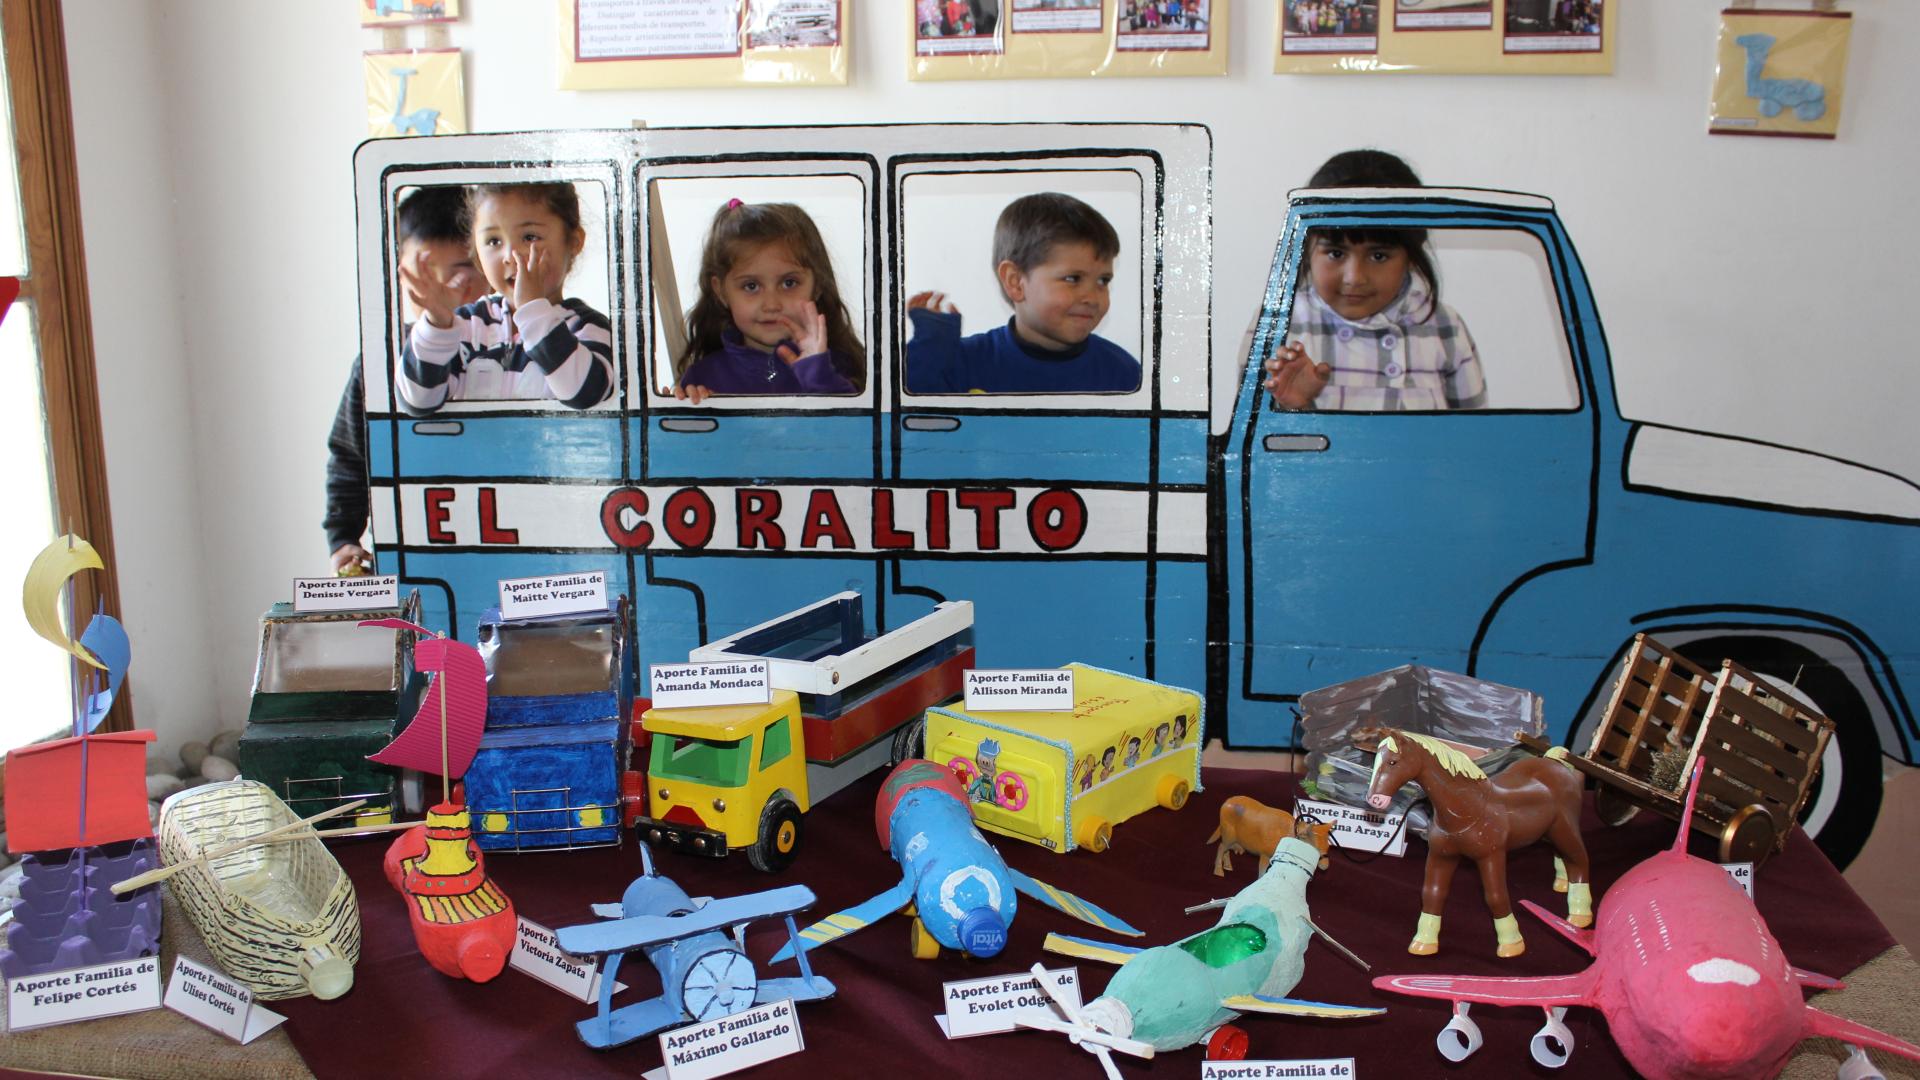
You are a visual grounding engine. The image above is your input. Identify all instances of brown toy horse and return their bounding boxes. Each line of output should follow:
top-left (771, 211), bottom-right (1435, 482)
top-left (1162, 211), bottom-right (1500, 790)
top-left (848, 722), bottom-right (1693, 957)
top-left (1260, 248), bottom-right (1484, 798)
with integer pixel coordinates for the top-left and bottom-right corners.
top-left (1356, 725), bottom-right (1591, 959)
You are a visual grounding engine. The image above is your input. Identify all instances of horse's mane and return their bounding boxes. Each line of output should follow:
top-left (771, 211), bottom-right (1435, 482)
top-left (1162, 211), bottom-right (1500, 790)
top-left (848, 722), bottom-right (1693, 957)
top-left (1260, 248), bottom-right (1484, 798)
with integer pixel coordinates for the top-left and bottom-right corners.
top-left (1376, 730), bottom-right (1486, 782)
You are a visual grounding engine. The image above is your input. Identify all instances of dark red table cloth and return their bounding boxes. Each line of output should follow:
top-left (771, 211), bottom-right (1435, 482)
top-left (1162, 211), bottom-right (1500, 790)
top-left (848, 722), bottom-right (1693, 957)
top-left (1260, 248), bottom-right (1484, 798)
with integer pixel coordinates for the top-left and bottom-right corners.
top-left (274, 767), bottom-right (1898, 1079)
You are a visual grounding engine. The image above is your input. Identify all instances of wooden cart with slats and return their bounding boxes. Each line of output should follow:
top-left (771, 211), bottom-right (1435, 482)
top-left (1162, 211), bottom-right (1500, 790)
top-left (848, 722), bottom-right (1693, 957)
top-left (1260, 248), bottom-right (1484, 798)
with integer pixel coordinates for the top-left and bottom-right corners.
top-left (1519, 633), bottom-right (1835, 865)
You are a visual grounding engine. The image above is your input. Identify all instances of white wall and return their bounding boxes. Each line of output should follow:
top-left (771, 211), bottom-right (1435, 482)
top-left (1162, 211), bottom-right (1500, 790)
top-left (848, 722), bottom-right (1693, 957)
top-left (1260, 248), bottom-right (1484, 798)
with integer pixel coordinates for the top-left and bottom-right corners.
top-left (62, 1), bottom-right (1919, 749)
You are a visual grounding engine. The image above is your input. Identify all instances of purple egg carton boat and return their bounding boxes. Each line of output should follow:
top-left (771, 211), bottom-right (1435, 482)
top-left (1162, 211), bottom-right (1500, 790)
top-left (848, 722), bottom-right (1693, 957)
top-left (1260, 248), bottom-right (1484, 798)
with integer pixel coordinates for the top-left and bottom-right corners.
top-left (1, 839), bottom-right (162, 978)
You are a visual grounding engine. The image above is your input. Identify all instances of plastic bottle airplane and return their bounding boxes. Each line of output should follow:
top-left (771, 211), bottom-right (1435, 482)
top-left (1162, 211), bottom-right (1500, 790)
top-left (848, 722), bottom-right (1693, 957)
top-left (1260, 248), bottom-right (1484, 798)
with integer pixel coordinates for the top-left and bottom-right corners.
top-left (770, 759), bottom-right (1141, 963)
top-left (555, 844), bottom-right (835, 1050)
top-left (1373, 762), bottom-right (1920, 1080)
top-left (1035, 832), bottom-right (1382, 1074)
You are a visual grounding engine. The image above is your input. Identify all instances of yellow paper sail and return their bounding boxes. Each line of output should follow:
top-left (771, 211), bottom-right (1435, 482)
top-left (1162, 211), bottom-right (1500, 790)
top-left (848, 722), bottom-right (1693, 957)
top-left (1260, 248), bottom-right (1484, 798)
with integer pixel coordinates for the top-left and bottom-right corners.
top-left (23, 534), bottom-right (107, 669)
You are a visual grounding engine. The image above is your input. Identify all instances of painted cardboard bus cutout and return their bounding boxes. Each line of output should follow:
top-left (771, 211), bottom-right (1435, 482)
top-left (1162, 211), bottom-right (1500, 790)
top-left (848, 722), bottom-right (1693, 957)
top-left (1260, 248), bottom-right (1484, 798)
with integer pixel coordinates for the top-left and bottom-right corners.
top-left (356, 125), bottom-right (1917, 867)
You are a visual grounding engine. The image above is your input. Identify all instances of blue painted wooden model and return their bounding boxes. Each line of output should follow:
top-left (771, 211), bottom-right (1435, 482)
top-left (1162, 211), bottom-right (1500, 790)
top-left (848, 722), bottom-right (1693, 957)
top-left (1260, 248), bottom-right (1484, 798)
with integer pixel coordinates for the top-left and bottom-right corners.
top-left (553, 845), bottom-right (834, 1051)
top-left (466, 598), bottom-right (634, 851)
top-left (771, 759), bottom-right (1141, 963)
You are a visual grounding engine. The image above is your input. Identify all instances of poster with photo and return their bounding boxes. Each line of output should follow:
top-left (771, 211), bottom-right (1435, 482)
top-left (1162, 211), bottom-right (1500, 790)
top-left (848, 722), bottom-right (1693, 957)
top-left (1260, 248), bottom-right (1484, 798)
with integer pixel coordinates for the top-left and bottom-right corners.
top-left (917, 0), bottom-right (1004, 55)
top-left (1394, 0), bottom-right (1491, 32)
top-left (1275, 0), bottom-right (1611, 73)
top-left (1280, 0), bottom-right (1379, 55)
top-left (1505, 0), bottom-right (1603, 54)
top-left (1012, 0), bottom-right (1103, 34)
top-left (1708, 7), bottom-right (1850, 140)
top-left (361, 0), bottom-right (458, 28)
top-left (911, 0), bottom-right (1229, 77)
top-left (746, 0), bottom-right (840, 48)
top-left (558, 0), bottom-right (849, 88)
top-left (1116, 0), bottom-right (1211, 51)
top-left (365, 49), bottom-right (464, 138)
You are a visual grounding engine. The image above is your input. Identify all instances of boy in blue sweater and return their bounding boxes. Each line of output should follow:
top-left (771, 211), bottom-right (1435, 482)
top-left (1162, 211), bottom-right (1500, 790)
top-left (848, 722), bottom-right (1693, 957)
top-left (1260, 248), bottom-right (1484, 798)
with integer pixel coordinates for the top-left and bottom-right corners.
top-left (905, 192), bottom-right (1140, 394)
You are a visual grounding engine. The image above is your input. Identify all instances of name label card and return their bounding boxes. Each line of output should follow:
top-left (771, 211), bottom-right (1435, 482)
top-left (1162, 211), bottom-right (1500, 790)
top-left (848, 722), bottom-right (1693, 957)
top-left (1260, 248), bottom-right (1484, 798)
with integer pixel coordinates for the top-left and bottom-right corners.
top-left (499, 571), bottom-right (608, 621)
top-left (650, 661), bottom-right (771, 709)
top-left (1295, 797), bottom-right (1408, 857)
top-left (653, 999), bottom-right (803, 1080)
top-left (1722, 862), bottom-right (1755, 899)
top-left (1202, 1060), bottom-right (1356, 1079)
top-left (937, 966), bottom-right (1080, 1038)
top-left (510, 917), bottom-right (625, 1002)
top-left (963, 669), bottom-right (1075, 712)
top-left (293, 575), bottom-right (398, 612)
top-left (162, 956), bottom-right (285, 1044)
top-left (7, 956), bottom-right (162, 1032)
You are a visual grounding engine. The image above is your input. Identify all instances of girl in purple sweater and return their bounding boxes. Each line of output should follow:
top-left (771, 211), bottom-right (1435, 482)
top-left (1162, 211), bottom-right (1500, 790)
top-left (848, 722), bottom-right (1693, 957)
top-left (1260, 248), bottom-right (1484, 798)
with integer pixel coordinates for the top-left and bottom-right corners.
top-left (674, 201), bottom-right (865, 402)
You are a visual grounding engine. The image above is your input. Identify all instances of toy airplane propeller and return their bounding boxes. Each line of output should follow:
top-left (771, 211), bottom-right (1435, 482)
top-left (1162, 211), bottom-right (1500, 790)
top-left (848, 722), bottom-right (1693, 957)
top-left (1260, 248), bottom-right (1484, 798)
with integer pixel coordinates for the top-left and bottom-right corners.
top-left (770, 760), bottom-right (1140, 965)
top-left (1372, 762), bottom-right (1920, 1079)
top-left (556, 845), bottom-right (836, 1050)
top-left (1037, 834), bottom-right (1382, 1067)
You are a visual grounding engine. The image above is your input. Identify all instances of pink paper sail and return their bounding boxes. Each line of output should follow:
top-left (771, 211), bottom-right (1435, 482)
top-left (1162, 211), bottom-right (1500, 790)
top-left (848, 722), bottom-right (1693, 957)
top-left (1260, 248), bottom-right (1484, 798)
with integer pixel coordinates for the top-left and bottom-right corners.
top-left (363, 620), bottom-right (486, 779)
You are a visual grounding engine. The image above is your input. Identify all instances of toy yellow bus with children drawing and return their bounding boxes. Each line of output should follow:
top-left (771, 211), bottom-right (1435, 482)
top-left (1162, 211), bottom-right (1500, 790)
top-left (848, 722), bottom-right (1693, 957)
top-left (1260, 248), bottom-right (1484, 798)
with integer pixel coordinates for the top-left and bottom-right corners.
top-left (357, 123), bottom-right (1920, 876)
top-left (925, 663), bottom-right (1202, 853)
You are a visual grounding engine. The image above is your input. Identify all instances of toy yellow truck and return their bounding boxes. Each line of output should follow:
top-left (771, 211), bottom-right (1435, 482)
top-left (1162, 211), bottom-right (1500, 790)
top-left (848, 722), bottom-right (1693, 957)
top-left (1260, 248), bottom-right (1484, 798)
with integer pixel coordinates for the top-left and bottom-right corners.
top-left (924, 663), bottom-right (1203, 853)
top-left (627, 593), bottom-right (973, 871)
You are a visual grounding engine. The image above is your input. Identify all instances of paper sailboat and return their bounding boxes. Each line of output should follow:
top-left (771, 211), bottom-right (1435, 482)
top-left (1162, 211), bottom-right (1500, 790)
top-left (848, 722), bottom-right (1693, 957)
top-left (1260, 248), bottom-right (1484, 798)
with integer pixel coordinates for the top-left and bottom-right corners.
top-left (0, 535), bottom-right (162, 979)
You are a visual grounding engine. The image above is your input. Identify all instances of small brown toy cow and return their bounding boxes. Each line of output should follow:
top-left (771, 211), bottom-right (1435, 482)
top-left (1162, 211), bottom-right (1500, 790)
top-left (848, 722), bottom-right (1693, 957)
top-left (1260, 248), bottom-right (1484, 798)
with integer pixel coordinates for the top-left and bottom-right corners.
top-left (1207, 796), bottom-right (1333, 877)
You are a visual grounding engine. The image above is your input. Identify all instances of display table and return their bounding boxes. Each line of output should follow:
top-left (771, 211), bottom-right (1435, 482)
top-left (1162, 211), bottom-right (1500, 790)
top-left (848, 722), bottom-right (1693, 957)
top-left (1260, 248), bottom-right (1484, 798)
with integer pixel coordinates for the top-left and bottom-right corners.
top-left (5, 767), bottom-right (1915, 1078)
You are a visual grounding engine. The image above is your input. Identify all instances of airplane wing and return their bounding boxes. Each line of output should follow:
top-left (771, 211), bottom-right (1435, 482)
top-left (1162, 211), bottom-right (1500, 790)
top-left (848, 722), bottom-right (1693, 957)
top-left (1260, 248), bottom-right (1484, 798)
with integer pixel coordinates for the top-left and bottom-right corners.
top-left (1804, 1006), bottom-right (1920, 1062)
top-left (1792, 966), bottom-right (1846, 992)
top-left (768, 878), bottom-right (915, 964)
top-left (1372, 971), bottom-right (1598, 1010)
top-left (1221, 994), bottom-right (1385, 1020)
top-left (756, 974), bottom-right (837, 1007)
top-left (1007, 868), bottom-right (1144, 937)
top-left (1044, 932), bottom-right (1146, 966)
top-left (558, 884), bottom-right (817, 958)
top-left (575, 995), bottom-right (689, 1050)
top-left (1519, 900), bottom-right (1596, 958)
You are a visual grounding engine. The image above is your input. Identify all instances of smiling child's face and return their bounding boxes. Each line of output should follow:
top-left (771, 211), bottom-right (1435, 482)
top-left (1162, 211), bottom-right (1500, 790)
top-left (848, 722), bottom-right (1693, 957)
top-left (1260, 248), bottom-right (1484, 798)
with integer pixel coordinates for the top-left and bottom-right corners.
top-left (1001, 240), bottom-right (1113, 352)
top-left (1309, 235), bottom-right (1410, 322)
top-left (713, 240), bottom-right (817, 354)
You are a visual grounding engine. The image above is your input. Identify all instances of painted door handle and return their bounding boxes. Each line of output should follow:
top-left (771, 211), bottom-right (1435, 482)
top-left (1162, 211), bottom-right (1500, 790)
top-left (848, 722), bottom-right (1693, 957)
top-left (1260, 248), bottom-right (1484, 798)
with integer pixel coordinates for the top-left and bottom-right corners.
top-left (902, 415), bottom-right (961, 432)
top-left (1263, 434), bottom-right (1330, 452)
top-left (660, 417), bottom-right (718, 433)
top-left (411, 421), bottom-right (464, 436)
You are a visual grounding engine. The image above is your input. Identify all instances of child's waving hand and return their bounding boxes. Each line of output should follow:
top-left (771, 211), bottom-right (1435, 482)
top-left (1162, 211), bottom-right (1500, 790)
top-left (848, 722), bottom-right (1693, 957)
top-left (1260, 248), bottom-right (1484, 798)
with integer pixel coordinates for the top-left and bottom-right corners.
top-left (907, 290), bottom-right (958, 315)
top-left (776, 300), bottom-right (829, 365)
top-left (1264, 341), bottom-right (1331, 410)
top-left (400, 248), bottom-right (466, 329)
top-left (509, 242), bottom-right (562, 309)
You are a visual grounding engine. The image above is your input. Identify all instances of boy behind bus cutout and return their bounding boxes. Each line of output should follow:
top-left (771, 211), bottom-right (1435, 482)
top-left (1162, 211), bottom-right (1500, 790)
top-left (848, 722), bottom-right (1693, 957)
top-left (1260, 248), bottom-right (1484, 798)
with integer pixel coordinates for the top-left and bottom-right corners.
top-left (905, 192), bottom-right (1140, 394)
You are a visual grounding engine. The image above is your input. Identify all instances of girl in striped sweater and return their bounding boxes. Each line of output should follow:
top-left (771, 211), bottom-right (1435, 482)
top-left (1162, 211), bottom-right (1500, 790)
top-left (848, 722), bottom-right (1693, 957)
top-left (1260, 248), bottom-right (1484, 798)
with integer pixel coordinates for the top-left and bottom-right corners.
top-left (399, 182), bottom-right (614, 411)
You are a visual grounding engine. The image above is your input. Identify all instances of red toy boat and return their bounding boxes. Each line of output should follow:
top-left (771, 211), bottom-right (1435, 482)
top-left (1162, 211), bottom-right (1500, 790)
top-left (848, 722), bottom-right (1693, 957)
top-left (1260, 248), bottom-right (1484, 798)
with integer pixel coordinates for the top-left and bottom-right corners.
top-left (361, 618), bottom-right (513, 982)
top-left (382, 799), bottom-right (515, 982)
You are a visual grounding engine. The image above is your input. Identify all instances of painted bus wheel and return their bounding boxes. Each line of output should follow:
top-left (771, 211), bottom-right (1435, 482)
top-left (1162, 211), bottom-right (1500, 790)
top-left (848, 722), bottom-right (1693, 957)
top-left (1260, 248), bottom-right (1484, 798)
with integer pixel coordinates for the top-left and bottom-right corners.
top-left (995, 771), bottom-right (1029, 811)
top-left (1155, 774), bottom-right (1190, 811)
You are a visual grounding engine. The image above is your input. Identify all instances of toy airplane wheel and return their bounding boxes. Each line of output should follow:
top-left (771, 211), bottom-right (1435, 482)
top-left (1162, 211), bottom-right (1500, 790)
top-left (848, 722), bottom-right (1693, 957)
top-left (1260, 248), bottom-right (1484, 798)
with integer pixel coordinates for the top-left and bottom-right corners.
top-left (1593, 785), bottom-right (1639, 827)
top-left (908, 915), bottom-right (941, 960)
top-left (1718, 804), bottom-right (1778, 865)
top-left (1205, 1024), bottom-right (1250, 1060)
top-left (1075, 815), bottom-right (1113, 853)
top-left (1155, 774), bottom-right (1190, 811)
top-left (748, 798), bottom-right (803, 873)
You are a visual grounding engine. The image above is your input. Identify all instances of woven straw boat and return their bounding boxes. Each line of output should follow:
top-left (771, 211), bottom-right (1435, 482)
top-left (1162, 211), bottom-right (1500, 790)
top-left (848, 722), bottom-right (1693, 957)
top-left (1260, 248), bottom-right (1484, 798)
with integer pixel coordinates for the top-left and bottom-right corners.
top-left (158, 779), bottom-right (360, 1000)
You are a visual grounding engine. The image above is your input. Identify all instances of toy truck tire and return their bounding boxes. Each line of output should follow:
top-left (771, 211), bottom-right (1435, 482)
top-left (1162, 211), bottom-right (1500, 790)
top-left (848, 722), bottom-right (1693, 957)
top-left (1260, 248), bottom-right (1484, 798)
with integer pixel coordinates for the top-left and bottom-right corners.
top-left (889, 716), bottom-right (927, 767)
top-left (1075, 815), bottom-right (1113, 853)
top-left (747, 798), bottom-right (803, 873)
top-left (1155, 774), bottom-right (1191, 811)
